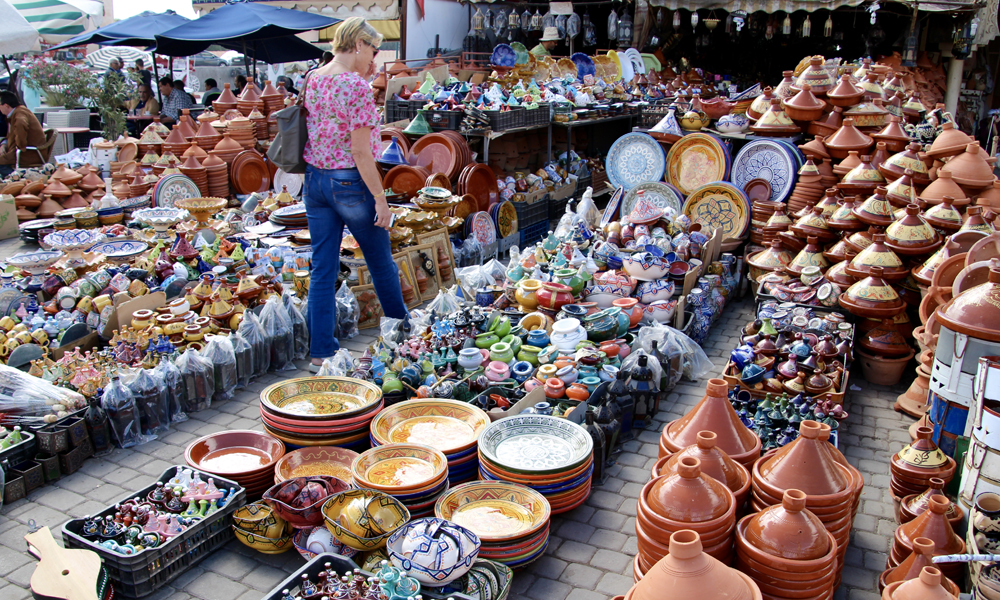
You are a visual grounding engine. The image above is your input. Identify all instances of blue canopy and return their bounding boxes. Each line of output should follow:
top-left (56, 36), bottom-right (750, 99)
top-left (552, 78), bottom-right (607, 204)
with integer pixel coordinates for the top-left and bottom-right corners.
top-left (153, 2), bottom-right (338, 60)
top-left (49, 10), bottom-right (190, 49)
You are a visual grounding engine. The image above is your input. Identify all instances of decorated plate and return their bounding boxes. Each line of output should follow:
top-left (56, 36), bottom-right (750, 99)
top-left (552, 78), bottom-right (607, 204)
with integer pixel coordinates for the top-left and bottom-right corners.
top-left (600, 186), bottom-right (625, 228)
top-left (273, 169), bottom-right (302, 197)
top-left (605, 51), bottom-right (622, 80)
top-left (570, 53), bottom-right (595, 79)
top-left (260, 377), bottom-right (383, 420)
top-left (605, 132), bottom-right (666, 191)
top-left (622, 182), bottom-right (683, 217)
top-left (274, 447), bottom-right (360, 484)
top-left (153, 173), bottom-right (200, 208)
top-left (352, 443), bottom-right (448, 491)
top-left (88, 239), bottom-right (149, 259)
top-left (468, 211), bottom-right (497, 246)
top-left (491, 44), bottom-right (515, 67)
top-left (478, 415), bottom-right (593, 475)
top-left (273, 203), bottom-right (306, 218)
top-left (434, 481), bottom-right (551, 542)
top-left (666, 133), bottom-right (729, 196)
top-left (618, 50), bottom-right (634, 82)
top-left (682, 182), bottom-right (750, 241)
top-left (624, 48), bottom-right (645, 74)
top-left (511, 42), bottom-right (529, 66)
top-left (370, 400), bottom-right (491, 454)
top-left (730, 139), bottom-right (797, 204)
top-left (495, 200), bottom-right (518, 238)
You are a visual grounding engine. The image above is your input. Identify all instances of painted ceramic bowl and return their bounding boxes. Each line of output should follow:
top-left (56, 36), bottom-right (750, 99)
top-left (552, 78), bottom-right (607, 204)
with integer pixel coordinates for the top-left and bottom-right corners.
top-left (185, 430), bottom-right (286, 479)
top-left (351, 443), bottom-right (449, 494)
top-left (232, 523), bottom-right (294, 554)
top-left (387, 518), bottom-right (481, 585)
top-left (273, 446), bottom-right (360, 484)
top-left (133, 207), bottom-right (189, 230)
top-left (623, 252), bottom-right (670, 281)
top-left (369, 400), bottom-right (490, 455)
top-left (646, 300), bottom-right (677, 323)
top-left (291, 526), bottom-right (359, 561)
top-left (231, 501), bottom-right (289, 539)
top-left (716, 113), bottom-right (750, 133)
top-left (435, 481), bottom-right (551, 542)
top-left (263, 475), bottom-right (352, 528)
top-left (581, 284), bottom-right (625, 308)
top-left (635, 279), bottom-right (676, 304)
top-left (42, 229), bottom-right (106, 251)
top-left (6, 250), bottom-right (62, 272)
top-left (88, 239), bottom-right (149, 264)
top-left (322, 489), bottom-right (410, 550)
top-left (261, 377), bottom-right (383, 421)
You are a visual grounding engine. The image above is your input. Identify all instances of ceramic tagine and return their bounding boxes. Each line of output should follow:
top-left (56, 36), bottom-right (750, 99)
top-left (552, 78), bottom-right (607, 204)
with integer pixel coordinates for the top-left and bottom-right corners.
top-left (839, 267), bottom-right (907, 318)
top-left (885, 205), bottom-right (942, 256)
top-left (652, 430), bottom-right (751, 509)
top-left (846, 233), bottom-right (908, 281)
top-left (935, 263), bottom-right (1000, 343)
top-left (660, 379), bottom-right (762, 469)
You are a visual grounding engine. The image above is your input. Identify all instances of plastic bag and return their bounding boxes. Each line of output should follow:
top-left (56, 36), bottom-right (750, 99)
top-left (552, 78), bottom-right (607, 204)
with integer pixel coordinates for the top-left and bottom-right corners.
top-left (636, 322), bottom-right (714, 383)
top-left (379, 317), bottom-right (404, 350)
top-left (620, 349), bottom-right (662, 391)
top-left (283, 292), bottom-right (309, 361)
top-left (238, 311), bottom-right (270, 379)
top-left (481, 259), bottom-right (506, 286)
top-left (230, 331), bottom-right (254, 390)
top-left (425, 287), bottom-right (462, 316)
top-left (202, 335), bottom-right (238, 403)
top-left (316, 348), bottom-right (355, 377)
top-left (101, 375), bottom-right (148, 448)
top-left (260, 296), bottom-right (295, 371)
top-left (456, 265), bottom-right (493, 295)
top-left (122, 367), bottom-right (169, 437)
top-left (175, 349), bottom-right (215, 412)
top-left (155, 356), bottom-right (188, 423)
top-left (334, 281), bottom-right (359, 340)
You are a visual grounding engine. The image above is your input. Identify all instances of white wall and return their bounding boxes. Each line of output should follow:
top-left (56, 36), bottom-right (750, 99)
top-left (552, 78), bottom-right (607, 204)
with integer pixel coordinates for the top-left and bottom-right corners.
top-left (405, 0), bottom-right (468, 60)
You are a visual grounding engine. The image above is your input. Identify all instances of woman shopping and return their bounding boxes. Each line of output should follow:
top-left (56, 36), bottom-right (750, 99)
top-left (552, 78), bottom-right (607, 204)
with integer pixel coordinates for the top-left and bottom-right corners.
top-left (302, 16), bottom-right (408, 372)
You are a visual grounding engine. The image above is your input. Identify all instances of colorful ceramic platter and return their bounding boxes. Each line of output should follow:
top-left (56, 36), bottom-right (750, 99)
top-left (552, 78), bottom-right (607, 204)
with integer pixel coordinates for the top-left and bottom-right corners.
top-left (621, 182), bottom-right (683, 217)
top-left (478, 415), bottom-right (593, 475)
top-left (605, 133), bottom-right (666, 191)
top-left (434, 481), bottom-right (551, 541)
top-left (260, 377), bottom-right (382, 420)
top-left (600, 187), bottom-right (625, 227)
top-left (570, 52), bottom-right (595, 79)
top-left (468, 211), bottom-right (497, 246)
top-left (153, 173), bottom-right (200, 208)
top-left (491, 44), bottom-right (515, 67)
top-left (370, 400), bottom-right (491, 454)
top-left (682, 182), bottom-right (751, 240)
top-left (495, 200), bottom-right (518, 238)
top-left (730, 139), bottom-right (797, 203)
top-left (666, 133), bottom-right (729, 195)
top-left (352, 443), bottom-right (448, 490)
top-left (274, 447), bottom-right (359, 484)
top-left (88, 239), bottom-right (149, 260)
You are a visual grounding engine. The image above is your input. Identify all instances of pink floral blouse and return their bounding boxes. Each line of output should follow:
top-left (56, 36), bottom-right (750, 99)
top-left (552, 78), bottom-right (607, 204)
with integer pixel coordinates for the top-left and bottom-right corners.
top-left (303, 72), bottom-right (381, 170)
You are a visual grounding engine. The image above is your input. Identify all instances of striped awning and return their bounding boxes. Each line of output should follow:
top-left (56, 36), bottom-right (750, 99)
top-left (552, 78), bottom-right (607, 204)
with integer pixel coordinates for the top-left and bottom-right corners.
top-left (13, 0), bottom-right (102, 43)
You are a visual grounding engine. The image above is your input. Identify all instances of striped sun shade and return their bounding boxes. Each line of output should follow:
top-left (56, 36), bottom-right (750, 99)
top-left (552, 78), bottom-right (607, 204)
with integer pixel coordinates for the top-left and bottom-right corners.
top-left (13, 0), bottom-right (97, 43)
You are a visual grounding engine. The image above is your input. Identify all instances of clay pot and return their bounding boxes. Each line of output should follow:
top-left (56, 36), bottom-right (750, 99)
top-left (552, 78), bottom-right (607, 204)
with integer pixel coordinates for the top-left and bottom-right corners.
top-left (946, 143), bottom-right (996, 188)
top-left (782, 84), bottom-right (825, 122)
top-left (839, 267), bottom-right (907, 319)
top-left (857, 348), bottom-right (915, 386)
top-left (753, 420), bottom-right (854, 501)
top-left (926, 122), bottom-right (974, 160)
top-left (743, 489), bottom-right (834, 561)
top-left (935, 263), bottom-right (1000, 344)
top-left (898, 478), bottom-right (964, 526)
top-left (661, 379), bottom-right (762, 469)
top-left (646, 456), bottom-right (735, 524)
top-left (919, 169), bottom-right (969, 206)
top-left (624, 529), bottom-right (762, 600)
top-left (652, 431), bottom-right (751, 512)
top-left (880, 538), bottom-right (961, 596)
top-left (882, 567), bottom-right (955, 600)
top-left (890, 495), bottom-right (964, 581)
top-left (826, 75), bottom-right (865, 107)
top-left (890, 427), bottom-right (957, 493)
top-left (824, 118), bottom-right (873, 159)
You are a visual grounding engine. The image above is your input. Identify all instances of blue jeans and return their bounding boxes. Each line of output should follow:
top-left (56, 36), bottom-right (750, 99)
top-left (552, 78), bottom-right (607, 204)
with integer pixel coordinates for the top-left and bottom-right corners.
top-left (304, 165), bottom-right (408, 358)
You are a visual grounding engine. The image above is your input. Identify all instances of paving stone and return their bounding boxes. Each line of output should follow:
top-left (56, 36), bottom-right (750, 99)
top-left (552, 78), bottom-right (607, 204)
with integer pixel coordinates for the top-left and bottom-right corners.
top-left (200, 550), bottom-right (260, 580)
top-left (558, 563), bottom-right (603, 588)
top-left (3, 563), bottom-right (34, 589)
top-left (589, 529), bottom-right (627, 551)
top-left (565, 589), bottom-right (607, 600)
top-left (524, 577), bottom-right (571, 600)
top-left (586, 490), bottom-right (623, 511)
top-left (590, 548), bottom-right (632, 574)
top-left (525, 556), bottom-right (567, 580)
top-left (596, 572), bottom-right (633, 596)
top-left (0, 546), bottom-right (31, 577)
top-left (557, 521), bottom-right (596, 543)
top-left (554, 541), bottom-right (597, 563)
top-left (0, 584), bottom-right (31, 600)
top-left (102, 466), bottom-right (144, 486)
top-left (183, 570), bottom-right (249, 600)
top-left (589, 509), bottom-right (627, 531)
top-left (33, 487), bottom-right (86, 513)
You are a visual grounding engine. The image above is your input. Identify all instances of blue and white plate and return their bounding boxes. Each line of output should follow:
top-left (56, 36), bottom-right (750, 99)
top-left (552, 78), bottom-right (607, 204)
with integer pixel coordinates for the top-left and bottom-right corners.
top-left (730, 139), bottom-right (797, 204)
top-left (600, 186), bottom-right (625, 228)
top-left (570, 53), bottom-right (595, 79)
top-left (88, 239), bottom-right (150, 261)
top-left (490, 44), bottom-right (515, 67)
top-left (605, 132), bottom-right (666, 191)
top-left (621, 182), bottom-right (683, 216)
top-left (43, 229), bottom-right (106, 252)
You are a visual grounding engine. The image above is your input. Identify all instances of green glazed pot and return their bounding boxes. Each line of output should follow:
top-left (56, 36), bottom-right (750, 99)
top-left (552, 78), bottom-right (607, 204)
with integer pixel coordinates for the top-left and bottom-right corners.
top-left (583, 309), bottom-right (618, 342)
top-left (517, 344), bottom-right (542, 366)
top-left (475, 331), bottom-right (500, 349)
top-left (489, 342), bottom-right (515, 363)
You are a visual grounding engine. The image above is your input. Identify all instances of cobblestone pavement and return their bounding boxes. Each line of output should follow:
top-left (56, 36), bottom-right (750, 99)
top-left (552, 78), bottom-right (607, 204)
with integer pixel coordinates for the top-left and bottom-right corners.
top-left (0, 234), bottom-right (912, 600)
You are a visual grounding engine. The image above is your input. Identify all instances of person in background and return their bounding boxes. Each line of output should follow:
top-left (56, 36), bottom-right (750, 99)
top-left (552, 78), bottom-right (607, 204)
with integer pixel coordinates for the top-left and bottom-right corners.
top-left (128, 84), bottom-right (159, 116)
top-left (301, 17), bottom-right (407, 372)
top-left (158, 76), bottom-right (192, 125)
top-left (0, 91), bottom-right (45, 176)
top-left (134, 58), bottom-right (152, 89)
top-left (276, 75), bottom-right (297, 96)
top-left (201, 78), bottom-right (221, 106)
top-left (104, 58), bottom-right (124, 83)
top-left (530, 27), bottom-right (561, 57)
top-left (322, 51), bottom-right (334, 65)
top-left (234, 74), bottom-right (247, 94)
top-left (172, 80), bottom-right (196, 104)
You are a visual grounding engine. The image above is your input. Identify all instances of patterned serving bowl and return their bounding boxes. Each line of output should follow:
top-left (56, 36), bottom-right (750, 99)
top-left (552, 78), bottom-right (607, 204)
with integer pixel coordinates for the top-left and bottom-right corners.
top-left (622, 251), bottom-right (670, 281)
top-left (260, 377), bottom-right (383, 421)
top-left (477, 415), bottom-right (593, 476)
top-left (273, 446), bottom-right (360, 485)
top-left (6, 250), bottom-right (62, 274)
top-left (369, 400), bottom-right (491, 456)
top-left (434, 481), bottom-right (551, 543)
top-left (173, 197), bottom-right (227, 224)
top-left (263, 475), bottom-right (352, 528)
top-left (43, 229), bottom-right (106, 252)
top-left (387, 517), bottom-right (481, 586)
top-left (232, 522), bottom-right (294, 554)
top-left (351, 443), bottom-right (449, 494)
top-left (87, 239), bottom-right (149, 264)
top-left (232, 501), bottom-right (289, 539)
top-left (133, 207), bottom-right (190, 232)
top-left (635, 279), bottom-right (675, 304)
top-left (321, 489), bottom-right (410, 550)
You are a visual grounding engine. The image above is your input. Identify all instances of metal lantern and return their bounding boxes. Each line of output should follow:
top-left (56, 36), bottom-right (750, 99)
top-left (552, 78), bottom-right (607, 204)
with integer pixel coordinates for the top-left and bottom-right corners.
top-left (472, 8), bottom-right (484, 31)
top-left (672, 9), bottom-right (681, 31)
top-left (802, 15), bottom-right (811, 37)
top-left (508, 9), bottom-right (519, 31)
top-left (531, 10), bottom-right (543, 31)
top-left (619, 10), bottom-right (633, 44)
top-left (520, 9), bottom-right (531, 32)
top-left (824, 14), bottom-right (833, 37)
top-left (782, 14), bottom-right (792, 35)
top-left (691, 10), bottom-right (699, 28)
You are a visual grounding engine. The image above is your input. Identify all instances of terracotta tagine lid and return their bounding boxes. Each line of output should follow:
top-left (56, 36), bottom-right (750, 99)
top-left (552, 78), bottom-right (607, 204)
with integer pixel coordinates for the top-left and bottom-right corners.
top-left (977, 180), bottom-right (1000, 210)
top-left (799, 136), bottom-right (832, 159)
top-left (214, 133), bottom-right (242, 153)
top-left (839, 266), bottom-right (907, 318)
top-left (882, 539), bottom-right (961, 597)
top-left (827, 197), bottom-right (865, 231)
top-left (661, 431), bottom-right (747, 493)
top-left (750, 99), bottom-right (801, 136)
top-left (164, 125), bottom-right (187, 146)
top-left (782, 84), bottom-right (825, 122)
top-left (181, 154), bottom-right (204, 171)
top-left (42, 179), bottom-right (71, 197)
top-left (663, 379), bottom-right (762, 466)
top-left (195, 119), bottom-right (222, 140)
top-left (946, 143), bottom-right (996, 188)
top-left (827, 74), bottom-right (865, 107)
top-left (860, 72), bottom-right (886, 100)
top-left (794, 56), bottom-right (835, 96)
top-left (912, 240), bottom-right (962, 286)
top-left (960, 205), bottom-right (995, 234)
top-left (239, 82), bottom-right (261, 104)
top-left (625, 530), bottom-right (762, 600)
top-left (895, 496), bottom-right (965, 559)
top-left (924, 197), bottom-right (963, 232)
top-left (825, 118), bottom-right (873, 159)
top-left (844, 227), bottom-right (878, 254)
top-left (787, 236), bottom-right (830, 276)
top-left (52, 164), bottom-right (83, 186)
top-left (845, 99), bottom-right (890, 131)
top-left (809, 106), bottom-right (843, 138)
top-left (860, 318), bottom-right (912, 356)
top-left (755, 420), bottom-right (852, 498)
top-left (790, 208), bottom-right (837, 242)
top-left (773, 70), bottom-right (796, 99)
top-left (823, 238), bottom-right (852, 263)
top-left (743, 489), bottom-right (832, 560)
top-left (886, 170), bottom-right (920, 207)
top-left (214, 83), bottom-right (239, 107)
top-left (883, 567), bottom-right (955, 600)
top-left (871, 142), bottom-right (891, 171)
top-left (885, 205), bottom-right (942, 256)
top-left (901, 478), bottom-right (964, 524)
top-left (880, 143), bottom-right (930, 184)
top-left (765, 207), bottom-right (793, 229)
top-left (847, 233), bottom-right (908, 281)
top-left (827, 257), bottom-right (859, 289)
top-left (853, 186), bottom-right (896, 227)
top-left (648, 456), bottom-right (733, 522)
top-left (839, 154), bottom-right (886, 194)
top-left (177, 114), bottom-right (198, 140)
top-left (748, 240), bottom-right (794, 274)
top-left (79, 169), bottom-right (105, 192)
top-left (935, 264), bottom-right (1000, 342)
top-left (748, 87), bottom-right (775, 121)
top-left (874, 116), bottom-right (912, 152)
top-left (926, 122), bottom-right (974, 159)
top-left (835, 151), bottom-right (863, 177)
top-left (814, 188), bottom-right (842, 218)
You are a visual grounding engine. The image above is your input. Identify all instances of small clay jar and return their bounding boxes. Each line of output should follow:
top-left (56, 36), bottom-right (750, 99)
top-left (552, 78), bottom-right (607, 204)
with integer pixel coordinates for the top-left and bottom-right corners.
top-left (881, 567), bottom-right (955, 600)
top-left (880, 537), bottom-right (961, 596)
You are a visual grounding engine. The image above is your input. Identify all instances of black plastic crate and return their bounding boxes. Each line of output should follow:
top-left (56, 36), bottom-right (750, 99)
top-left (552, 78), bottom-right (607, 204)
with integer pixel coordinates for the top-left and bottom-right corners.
top-left (385, 98), bottom-right (422, 123)
top-left (486, 109), bottom-right (517, 132)
top-left (0, 430), bottom-right (37, 470)
top-left (425, 109), bottom-right (463, 131)
top-left (512, 196), bottom-right (549, 227)
top-left (525, 103), bottom-right (550, 127)
top-left (638, 106), bottom-right (673, 130)
top-left (519, 220), bottom-right (548, 247)
top-left (261, 553), bottom-right (474, 600)
top-left (549, 196), bottom-right (571, 221)
top-left (62, 465), bottom-right (247, 598)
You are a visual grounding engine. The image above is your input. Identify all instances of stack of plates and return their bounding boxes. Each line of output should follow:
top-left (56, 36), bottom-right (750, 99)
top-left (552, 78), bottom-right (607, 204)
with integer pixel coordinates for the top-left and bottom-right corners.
top-left (178, 159), bottom-right (209, 197)
top-left (477, 415), bottom-right (594, 514)
top-left (435, 481), bottom-right (552, 568)
top-left (270, 203), bottom-right (307, 228)
top-left (457, 164), bottom-right (499, 212)
top-left (259, 377), bottom-right (385, 451)
top-left (369, 399), bottom-right (490, 486)
top-left (274, 446), bottom-right (359, 485)
top-left (231, 150), bottom-right (271, 195)
top-left (351, 443), bottom-right (450, 518)
top-left (205, 155), bottom-right (230, 198)
top-left (185, 430), bottom-right (285, 498)
top-left (227, 119), bottom-right (258, 149)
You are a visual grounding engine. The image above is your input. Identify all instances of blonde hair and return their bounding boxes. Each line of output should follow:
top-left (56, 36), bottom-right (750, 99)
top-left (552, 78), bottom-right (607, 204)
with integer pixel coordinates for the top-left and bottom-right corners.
top-left (332, 17), bottom-right (383, 54)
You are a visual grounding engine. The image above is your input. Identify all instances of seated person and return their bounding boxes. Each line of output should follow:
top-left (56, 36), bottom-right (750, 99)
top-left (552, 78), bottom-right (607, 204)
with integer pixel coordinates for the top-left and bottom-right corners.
top-left (128, 84), bottom-right (159, 116)
top-left (0, 91), bottom-right (45, 176)
top-left (158, 76), bottom-right (193, 125)
top-left (201, 78), bottom-right (221, 107)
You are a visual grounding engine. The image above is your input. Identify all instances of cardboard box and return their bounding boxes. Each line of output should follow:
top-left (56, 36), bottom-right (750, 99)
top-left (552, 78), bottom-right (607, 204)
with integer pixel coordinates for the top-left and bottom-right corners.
top-left (550, 178), bottom-right (578, 202)
top-left (100, 291), bottom-right (166, 339)
top-left (50, 331), bottom-right (100, 360)
top-left (0, 196), bottom-right (18, 240)
top-left (486, 387), bottom-right (587, 424)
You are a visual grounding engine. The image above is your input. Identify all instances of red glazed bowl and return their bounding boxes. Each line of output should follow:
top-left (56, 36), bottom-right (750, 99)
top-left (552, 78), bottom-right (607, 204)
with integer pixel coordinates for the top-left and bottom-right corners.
top-left (263, 475), bottom-right (352, 528)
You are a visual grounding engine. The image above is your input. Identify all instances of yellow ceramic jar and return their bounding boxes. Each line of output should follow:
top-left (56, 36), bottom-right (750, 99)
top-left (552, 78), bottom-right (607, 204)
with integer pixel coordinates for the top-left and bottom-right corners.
top-left (515, 279), bottom-right (542, 311)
